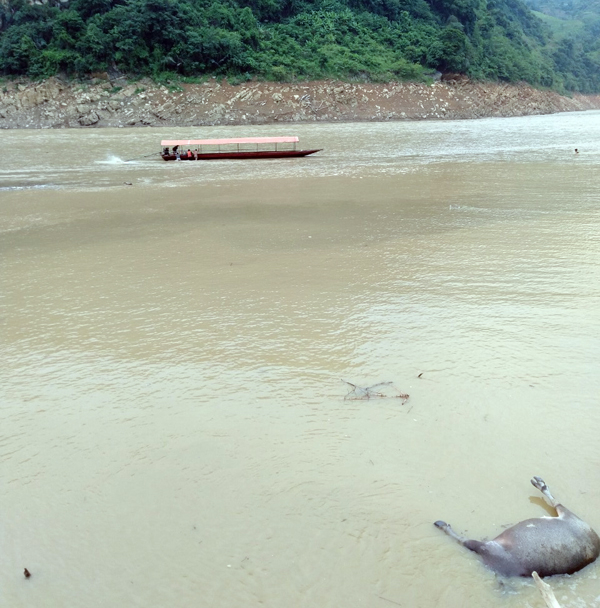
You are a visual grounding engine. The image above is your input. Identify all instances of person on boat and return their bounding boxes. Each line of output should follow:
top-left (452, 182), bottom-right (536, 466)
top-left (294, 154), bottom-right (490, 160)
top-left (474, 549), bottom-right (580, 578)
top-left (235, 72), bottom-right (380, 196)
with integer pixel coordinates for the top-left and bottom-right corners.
top-left (163, 147), bottom-right (170, 156)
top-left (173, 145), bottom-right (179, 154)
top-left (187, 148), bottom-right (192, 159)
top-left (194, 149), bottom-right (198, 160)
top-left (176, 151), bottom-right (181, 161)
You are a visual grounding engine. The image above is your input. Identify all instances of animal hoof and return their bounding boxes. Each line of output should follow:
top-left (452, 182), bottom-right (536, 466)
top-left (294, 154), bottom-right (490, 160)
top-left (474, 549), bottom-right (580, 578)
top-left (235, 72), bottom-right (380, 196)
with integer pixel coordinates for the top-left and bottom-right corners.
top-left (531, 476), bottom-right (547, 492)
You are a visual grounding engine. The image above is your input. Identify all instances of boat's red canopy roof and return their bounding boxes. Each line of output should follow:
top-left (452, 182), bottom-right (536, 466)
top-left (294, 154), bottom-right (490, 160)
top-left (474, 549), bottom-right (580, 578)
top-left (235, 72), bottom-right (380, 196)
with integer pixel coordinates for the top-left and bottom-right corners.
top-left (161, 137), bottom-right (299, 146)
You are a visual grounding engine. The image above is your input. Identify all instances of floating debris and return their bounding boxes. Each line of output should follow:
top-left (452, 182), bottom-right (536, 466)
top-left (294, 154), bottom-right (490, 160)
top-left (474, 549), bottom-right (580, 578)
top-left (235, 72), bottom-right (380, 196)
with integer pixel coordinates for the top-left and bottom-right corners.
top-left (378, 595), bottom-right (402, 607)
top-left (24, 568), bottom-right (31, 578)
top-left (342, 380), bottom-right (409, 403)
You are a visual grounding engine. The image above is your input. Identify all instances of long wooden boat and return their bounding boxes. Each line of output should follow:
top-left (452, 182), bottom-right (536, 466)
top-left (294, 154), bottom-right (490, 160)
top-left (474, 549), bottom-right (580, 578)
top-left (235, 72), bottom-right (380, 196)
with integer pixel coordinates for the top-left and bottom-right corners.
top-left (160, 137), bottom-right (321, 161)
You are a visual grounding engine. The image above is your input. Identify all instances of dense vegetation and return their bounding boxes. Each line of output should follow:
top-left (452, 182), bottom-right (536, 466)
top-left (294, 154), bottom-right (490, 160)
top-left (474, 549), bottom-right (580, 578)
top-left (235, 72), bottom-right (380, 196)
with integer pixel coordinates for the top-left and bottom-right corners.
top-left (524, 0), bottom-right (600, 91)
top-left (0, 0), bottom-right (599, 91)
top-left (525, 0), bottom-right (600, 20)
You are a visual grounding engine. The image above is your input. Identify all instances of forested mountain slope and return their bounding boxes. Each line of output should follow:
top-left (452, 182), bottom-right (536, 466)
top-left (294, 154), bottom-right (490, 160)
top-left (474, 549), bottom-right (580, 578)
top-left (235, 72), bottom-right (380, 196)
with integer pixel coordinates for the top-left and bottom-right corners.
top-left (0, 0), bottom-right (599, 92)
top-left (522, 0), bottom-right (600, 91)
top-left (524, 0), bottom-right (600, 20)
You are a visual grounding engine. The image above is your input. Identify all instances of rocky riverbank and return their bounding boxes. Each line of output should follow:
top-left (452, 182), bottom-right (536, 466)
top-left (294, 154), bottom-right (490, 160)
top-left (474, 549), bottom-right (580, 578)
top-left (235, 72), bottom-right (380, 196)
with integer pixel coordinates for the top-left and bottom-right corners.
top-left (2, 75), bottom-right (600, 129)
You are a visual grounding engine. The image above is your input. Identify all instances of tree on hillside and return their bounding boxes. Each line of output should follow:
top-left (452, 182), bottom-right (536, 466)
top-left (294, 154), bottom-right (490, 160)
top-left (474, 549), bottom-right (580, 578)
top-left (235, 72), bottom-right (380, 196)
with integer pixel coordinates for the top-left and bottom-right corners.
top-left (0, 0), bottom-right (598, 91)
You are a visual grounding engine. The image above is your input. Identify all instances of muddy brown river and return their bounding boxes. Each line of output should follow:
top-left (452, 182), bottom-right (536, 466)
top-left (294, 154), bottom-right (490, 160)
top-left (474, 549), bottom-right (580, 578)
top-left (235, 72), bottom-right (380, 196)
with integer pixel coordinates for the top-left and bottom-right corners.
top-left (2, 113), bottom-right (600, 607)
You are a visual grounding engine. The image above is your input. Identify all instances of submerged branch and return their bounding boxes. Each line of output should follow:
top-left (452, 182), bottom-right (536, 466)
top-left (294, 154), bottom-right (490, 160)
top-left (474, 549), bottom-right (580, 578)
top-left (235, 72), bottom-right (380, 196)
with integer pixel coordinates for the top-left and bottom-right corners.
top-left (342, 380), bottom-right (409, 404)
top-left (532, 572), bottom-right (562, 608)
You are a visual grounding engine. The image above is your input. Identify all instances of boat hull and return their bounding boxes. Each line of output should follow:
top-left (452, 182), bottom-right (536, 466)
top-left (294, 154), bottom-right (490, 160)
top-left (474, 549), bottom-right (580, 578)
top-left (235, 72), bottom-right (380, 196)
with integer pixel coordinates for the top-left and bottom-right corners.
top-left (161, 149), bottom-right (322, 161)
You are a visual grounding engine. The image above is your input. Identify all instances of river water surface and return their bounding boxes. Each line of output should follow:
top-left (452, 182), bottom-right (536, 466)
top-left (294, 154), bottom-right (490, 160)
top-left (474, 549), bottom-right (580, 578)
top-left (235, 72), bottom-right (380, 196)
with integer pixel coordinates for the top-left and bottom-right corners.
top-left (2, 113), bottom-right (600, 608)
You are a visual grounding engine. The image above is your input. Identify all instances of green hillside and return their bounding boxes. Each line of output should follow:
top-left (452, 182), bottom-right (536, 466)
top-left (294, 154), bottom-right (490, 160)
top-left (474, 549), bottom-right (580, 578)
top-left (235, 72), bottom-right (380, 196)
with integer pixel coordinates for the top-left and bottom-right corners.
top-left (525, 0), bottom-right (600, 20)
top-left (524, 0), bottom-right (600, 90)
top-left (531, 10), bottom-right (583, 38)
top-left (0, 0), bottom-right (599, 92)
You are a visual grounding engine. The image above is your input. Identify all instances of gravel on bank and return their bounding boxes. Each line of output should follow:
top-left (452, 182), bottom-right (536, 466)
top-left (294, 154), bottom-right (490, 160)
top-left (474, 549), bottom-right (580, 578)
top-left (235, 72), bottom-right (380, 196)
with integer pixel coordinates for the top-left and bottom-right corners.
top-left (2, 75), bottom-right (600, 129)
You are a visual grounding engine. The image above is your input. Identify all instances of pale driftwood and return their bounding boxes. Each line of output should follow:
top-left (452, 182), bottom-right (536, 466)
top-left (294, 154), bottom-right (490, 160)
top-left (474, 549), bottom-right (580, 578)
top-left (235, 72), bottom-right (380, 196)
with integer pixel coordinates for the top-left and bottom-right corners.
top-left (532, 572), bottom-right (562, 608)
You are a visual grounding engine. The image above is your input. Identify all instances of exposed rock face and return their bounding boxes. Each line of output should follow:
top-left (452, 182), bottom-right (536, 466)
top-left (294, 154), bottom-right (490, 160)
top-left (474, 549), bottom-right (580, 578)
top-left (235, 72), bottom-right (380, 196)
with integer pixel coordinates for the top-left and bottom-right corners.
top-left (78, 111), bottom-right (99, 126)
top-left (1, 76), bottom-right (600, 129)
